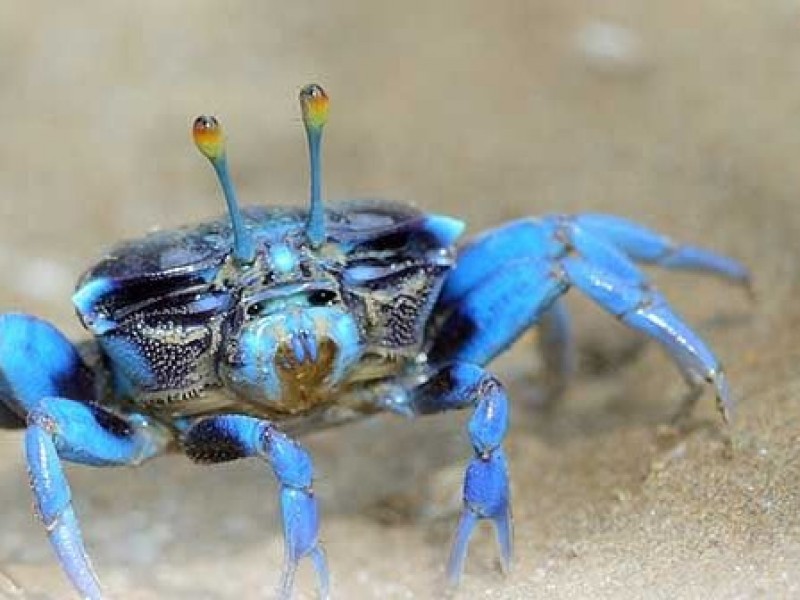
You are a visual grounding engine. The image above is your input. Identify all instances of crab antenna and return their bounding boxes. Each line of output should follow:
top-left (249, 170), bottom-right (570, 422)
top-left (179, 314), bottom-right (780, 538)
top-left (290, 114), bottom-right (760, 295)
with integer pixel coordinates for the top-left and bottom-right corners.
top-left (299, 83), bottom-right (329, 248)
top-left (193, 115), bottom-right (255, 263)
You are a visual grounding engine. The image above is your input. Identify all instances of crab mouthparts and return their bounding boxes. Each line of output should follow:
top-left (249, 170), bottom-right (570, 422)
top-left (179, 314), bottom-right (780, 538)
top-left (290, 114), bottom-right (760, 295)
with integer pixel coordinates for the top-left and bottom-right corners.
top-left (276, 335), bottom-right (337, 390)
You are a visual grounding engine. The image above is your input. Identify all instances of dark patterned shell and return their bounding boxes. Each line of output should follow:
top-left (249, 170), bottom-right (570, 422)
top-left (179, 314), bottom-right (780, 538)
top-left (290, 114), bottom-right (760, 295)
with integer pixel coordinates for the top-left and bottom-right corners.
top-left (77, 200), bottom-right (427, 286)
top-left (72, 199), bottom-right (463, 338)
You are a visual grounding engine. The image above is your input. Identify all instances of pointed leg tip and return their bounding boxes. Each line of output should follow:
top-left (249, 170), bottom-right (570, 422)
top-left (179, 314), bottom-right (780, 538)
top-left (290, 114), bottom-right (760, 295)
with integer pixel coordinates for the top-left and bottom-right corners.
top-left (713, 370), bottom-right (735, 426)
top-left (493, 510), bottom-right (513, 576)
top-left (311, 546), bottom-right (330, 600)
top-left (446, 510), bottom-right (477, 586)
top-left (277, 546), bottom-right (329, 600)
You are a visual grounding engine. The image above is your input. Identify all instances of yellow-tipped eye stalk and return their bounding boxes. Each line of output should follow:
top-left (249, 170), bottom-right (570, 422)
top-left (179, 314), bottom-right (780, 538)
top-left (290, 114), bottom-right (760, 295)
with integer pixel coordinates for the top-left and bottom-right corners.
top-left (192, 114), bottom-right (254, 263)
top-left (193, 115), bottom-right (226, 161)
top-left (300, 84), bottom-right (329, 133)
top-left (299, 84), bottom-right (329, 248)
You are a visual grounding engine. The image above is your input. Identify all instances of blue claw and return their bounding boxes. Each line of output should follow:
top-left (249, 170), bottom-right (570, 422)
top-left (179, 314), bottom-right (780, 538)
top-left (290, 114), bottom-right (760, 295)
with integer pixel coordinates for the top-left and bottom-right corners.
top-left (448, 450), bottom-right (512, 584)
top-left (183, 416), bottom-right (329, 600)
top-left (26, 421), bottom-right (102, 600)
top-left (412, 364), bottom-right (512, 584)
top-left (24, 399), bottom-right (168, 600)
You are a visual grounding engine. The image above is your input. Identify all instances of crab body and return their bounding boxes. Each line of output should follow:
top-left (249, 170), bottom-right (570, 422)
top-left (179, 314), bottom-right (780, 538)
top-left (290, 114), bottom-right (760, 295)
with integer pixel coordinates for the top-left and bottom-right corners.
top-left (0, 85), bottom-right (750, 600)
top-left (70, 201), bottom-right (461, 432)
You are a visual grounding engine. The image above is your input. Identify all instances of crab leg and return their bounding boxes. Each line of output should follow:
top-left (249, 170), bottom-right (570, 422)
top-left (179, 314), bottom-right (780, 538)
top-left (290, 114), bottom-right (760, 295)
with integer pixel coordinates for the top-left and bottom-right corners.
top-left (408, 363), bottom-right (512, 584)
top-left (0, 314), bottom-right (170, 599)
top-left (26, 399), bottom-right (168, 600)
top-left (573, 214), bottom-right (751, 289)
top-left (560, 255), bottom-right (733, 420)
top-left (431, 257), bottom-right (568, 366)
top-left (537, 300), bottom-right (576, 402)
top-left (0, 314), bottom-right (95, 418)
top-left (434, 216), bottom-right (747, 420)
top-left (183, 416), bottom-right (329, 600)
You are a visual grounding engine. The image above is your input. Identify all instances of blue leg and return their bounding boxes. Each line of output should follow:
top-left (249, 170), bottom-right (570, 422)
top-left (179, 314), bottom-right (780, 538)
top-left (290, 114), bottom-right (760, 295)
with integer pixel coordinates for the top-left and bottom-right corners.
top-left (573, 214), bottom-right (751, 290)
top-left (430, 257), bottom-right (568, 366)
top-left (183, 416), bottom-right (328, 600)
top-left (26, 399), bottom-right (169, 600)
top-left (0, 313), bottom-right (95, 417)
top-left (435, 217), bottom-right (742, 421)
top-left (537, 300), bottom-right (576, 403)
top-left (438, 219), bottom-right (561, 310)
top-left (411, 363), bottom-right (512, 584)
top-left (0, 313), bottom-right (171, 599)
top-left (561, 253), bottom-right (733, 421)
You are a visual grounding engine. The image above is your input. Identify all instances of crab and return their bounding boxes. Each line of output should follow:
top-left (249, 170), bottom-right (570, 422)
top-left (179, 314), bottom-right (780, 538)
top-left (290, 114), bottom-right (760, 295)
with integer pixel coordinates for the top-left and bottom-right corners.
top-left (0, 84), bottom-right (750, 600)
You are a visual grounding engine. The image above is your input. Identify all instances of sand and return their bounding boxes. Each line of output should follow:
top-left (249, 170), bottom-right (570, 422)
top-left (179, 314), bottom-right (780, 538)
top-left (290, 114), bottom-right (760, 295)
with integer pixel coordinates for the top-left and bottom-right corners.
top-left (0, 2), bottom-right (799, 598)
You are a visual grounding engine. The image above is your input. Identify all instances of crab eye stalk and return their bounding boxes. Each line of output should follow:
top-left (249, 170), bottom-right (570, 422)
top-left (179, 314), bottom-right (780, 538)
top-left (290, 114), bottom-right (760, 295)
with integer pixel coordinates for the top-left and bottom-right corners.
top-left (193, 115), bottom-right (255, 264)
top-left (299, 83), bottom-right (329, 248)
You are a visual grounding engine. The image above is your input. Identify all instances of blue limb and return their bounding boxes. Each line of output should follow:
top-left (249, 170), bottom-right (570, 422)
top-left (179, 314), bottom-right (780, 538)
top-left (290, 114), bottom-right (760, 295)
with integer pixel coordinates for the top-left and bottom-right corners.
top-left (574, 214), bottom-right (751, 290)
top-left (430, 257), bottom-right (567, 366)
top-left (0, 313), bottom-right (95, 418)
top-left (183, 416), bottom-right (328, 600)
top-left (438, 219), bottom-right (561, 309)
top-left (561, 254), bottom-right (733, 421)
top-left (26, 398), bottom-right (169, 600)
top-left (537, 300), bottom-right (576, 403)
top-left (411, 363), bottom-right (512, 584)
top-left (437, 216), bottom-right (740, 421)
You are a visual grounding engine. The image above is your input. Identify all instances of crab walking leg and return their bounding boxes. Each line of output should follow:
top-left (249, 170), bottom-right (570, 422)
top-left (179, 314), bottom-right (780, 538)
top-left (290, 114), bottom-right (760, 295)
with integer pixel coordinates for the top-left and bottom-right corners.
top-left (0, 314), bottom-right (96, 417)
top-left (25, 399), bottom-right (169, 600)
top-left (183, 416), bottom-right (328, 600)
top-left (430, 258), bottom-right (568, 366)
top-left (0, 314), bottom-right (170, 598)
top-left (434, 217), bottom-right (743, 419)
top-left (561, 256), bottom-right (733, 421)
top-left (573, 214), bottom-right (751, 289)
top-left (537, 300), bottom-right (576, 402)
top-left (438, 220), bottom-right (560, 309)
top-left (410, 363), bottom-right (512, 584)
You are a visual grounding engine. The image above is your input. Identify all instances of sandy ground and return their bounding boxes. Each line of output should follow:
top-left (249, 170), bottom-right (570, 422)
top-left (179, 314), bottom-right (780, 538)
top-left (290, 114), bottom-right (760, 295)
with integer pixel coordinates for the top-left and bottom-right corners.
top-left (1, 1), bottom-right (800, 599)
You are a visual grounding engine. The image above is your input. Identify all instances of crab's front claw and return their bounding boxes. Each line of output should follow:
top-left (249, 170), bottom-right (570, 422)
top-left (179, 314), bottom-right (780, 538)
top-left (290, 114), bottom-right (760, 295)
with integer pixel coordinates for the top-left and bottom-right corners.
top-left (448, 449), bottom-right (512, 584)
top-left (270, 432), bottom-right (330, 600)
top-left (184, 416), bottom-right (330, 600)
top-left (411, 363), bottom-right (513, 585)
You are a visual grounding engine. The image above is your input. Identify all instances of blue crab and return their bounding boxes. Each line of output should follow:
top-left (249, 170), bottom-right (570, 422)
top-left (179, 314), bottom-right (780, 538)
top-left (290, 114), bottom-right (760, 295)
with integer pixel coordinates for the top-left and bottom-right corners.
top-left (0, 84), bottom-right (749, 599)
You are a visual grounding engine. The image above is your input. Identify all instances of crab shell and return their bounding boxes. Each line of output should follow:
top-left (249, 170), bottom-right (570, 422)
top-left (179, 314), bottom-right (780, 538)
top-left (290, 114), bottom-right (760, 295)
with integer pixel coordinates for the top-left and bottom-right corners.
top-left (71, 199), bottom-right (464, 423)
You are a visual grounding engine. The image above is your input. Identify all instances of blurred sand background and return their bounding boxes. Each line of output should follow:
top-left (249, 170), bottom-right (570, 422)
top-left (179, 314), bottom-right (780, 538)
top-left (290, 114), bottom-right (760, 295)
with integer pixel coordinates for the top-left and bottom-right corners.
top-left (1, 1), bottom-right (799, 598)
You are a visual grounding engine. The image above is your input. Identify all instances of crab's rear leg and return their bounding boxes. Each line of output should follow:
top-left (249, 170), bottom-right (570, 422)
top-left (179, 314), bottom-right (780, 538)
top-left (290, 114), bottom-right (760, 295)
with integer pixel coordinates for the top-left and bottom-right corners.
top-left (0, 314), bottom-right (170, 599)
top-left (536, 300), bottom-right (576, 405)
top-left (437, 218), bottom-right (746, 420)
top-left (561, 255), bottom-right (734, 421)
top-left (574, 214), bottom-right (752, 291)
top-left (183, 415), bottom-right (329, 600)
top-left (431, 257), bottom-right (568, 368)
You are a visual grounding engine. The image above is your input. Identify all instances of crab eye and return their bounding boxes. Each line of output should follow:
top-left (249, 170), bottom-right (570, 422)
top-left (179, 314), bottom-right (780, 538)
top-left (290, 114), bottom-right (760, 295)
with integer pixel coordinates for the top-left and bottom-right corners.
top-left (308, 290), bottom-right (337, 307)
top-left (300, 83), bottom-right (326, 101)
top-left (246, 301), bottom-right (268, 317)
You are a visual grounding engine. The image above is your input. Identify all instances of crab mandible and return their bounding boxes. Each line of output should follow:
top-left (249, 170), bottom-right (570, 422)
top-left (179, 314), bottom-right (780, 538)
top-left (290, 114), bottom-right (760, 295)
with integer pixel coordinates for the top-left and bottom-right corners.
top-left (0, 84), bottom-right (749, 599)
